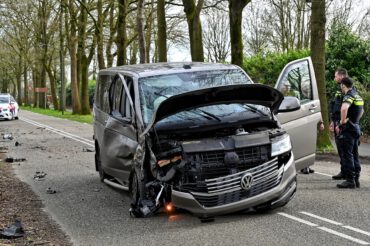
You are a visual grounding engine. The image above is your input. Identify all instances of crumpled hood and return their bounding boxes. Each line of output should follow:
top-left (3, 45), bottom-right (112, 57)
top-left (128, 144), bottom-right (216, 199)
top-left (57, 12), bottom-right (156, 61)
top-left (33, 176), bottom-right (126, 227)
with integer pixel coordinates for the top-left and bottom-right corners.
top-left (143, 84), bottom-right (283, 134)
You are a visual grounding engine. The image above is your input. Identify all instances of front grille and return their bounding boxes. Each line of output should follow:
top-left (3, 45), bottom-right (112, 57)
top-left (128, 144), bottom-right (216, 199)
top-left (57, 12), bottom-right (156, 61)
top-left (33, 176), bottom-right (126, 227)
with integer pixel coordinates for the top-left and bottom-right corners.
top-left (187, 145), bottom-right (271, 180)
top-left (191, 158), bottom-right (283, 207)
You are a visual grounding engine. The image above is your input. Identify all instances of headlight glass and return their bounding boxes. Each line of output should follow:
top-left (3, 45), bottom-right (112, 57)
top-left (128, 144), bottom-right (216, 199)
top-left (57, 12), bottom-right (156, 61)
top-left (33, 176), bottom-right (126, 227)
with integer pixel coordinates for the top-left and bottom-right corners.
top-left (271, 134), bottom-right (292, 157)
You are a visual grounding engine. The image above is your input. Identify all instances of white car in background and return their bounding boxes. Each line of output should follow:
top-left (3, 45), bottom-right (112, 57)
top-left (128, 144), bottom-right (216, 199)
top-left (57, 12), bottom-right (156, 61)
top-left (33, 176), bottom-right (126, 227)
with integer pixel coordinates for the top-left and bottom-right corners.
top-left (0, 93), bottom-right (19, 120)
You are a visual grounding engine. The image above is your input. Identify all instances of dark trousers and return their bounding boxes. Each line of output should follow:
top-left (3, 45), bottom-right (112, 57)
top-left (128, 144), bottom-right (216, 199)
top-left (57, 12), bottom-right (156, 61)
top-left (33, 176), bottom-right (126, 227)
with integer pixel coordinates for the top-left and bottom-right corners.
top-left (334, 136), bottom-right (344, 173)
top-left (337, 129), bottom-right (361, 178)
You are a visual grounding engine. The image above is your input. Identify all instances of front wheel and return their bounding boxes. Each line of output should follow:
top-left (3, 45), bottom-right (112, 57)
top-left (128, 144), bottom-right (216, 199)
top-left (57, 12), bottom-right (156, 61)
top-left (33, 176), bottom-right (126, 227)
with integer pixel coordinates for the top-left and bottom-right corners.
top-left (7, 112), bottom-right (14, 120)
top-left (130, 170), bottom-right (141, 205)
top-left (95, 145), bottom-right (107, 182)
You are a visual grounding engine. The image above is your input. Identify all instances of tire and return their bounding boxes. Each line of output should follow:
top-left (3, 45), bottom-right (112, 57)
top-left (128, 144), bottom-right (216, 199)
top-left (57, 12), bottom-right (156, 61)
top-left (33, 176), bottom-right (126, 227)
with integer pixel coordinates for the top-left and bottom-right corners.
top-left (7, 112), bottom-right (13, 121)
top-left (130, 169), bottom-right (145, 206)
top-left (95, 144), bottom-right (107, 182)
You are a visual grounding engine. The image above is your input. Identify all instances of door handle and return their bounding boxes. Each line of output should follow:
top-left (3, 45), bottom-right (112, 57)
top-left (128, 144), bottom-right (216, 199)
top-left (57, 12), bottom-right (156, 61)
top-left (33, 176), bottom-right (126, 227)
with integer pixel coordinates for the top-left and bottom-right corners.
top-left (309, 105), bottom-right (318, 112)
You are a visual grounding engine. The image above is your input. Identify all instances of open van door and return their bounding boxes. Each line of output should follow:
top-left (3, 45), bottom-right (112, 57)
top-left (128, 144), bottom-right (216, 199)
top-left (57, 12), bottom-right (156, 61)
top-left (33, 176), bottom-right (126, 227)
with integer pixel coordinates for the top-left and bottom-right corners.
top-left (275, 57), bottom-right (321, 170)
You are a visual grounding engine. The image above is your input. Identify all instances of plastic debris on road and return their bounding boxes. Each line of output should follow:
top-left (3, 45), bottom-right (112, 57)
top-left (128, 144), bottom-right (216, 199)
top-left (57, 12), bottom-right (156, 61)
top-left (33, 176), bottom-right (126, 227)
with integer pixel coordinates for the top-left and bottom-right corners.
top-left (2, 133), bottom-right (13, 140)
top-left (5, 157), bottom-right (26, 163)
top-left (0, 219), bottom-right (25, 239)
top-left (33, 171), bottom-right (47, 180)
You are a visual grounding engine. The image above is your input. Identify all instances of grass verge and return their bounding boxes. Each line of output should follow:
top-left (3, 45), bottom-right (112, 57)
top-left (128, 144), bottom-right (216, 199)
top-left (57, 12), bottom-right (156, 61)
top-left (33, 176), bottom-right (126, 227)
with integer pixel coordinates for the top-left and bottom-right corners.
top-left (20, 106), bottom-right (93, 124)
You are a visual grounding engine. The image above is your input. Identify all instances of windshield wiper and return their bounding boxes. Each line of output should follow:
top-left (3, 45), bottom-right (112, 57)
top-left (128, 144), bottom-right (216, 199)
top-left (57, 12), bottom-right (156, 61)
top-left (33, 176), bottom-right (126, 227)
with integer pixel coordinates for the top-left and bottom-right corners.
top-left (183, 108), bottom-right (221, 121)
top-left (242, 104), bottom-right (268, 116)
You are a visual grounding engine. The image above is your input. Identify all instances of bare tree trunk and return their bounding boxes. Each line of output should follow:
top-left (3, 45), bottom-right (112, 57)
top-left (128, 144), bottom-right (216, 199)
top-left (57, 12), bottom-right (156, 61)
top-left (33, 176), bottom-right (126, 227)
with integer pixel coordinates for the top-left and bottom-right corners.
top-left (137, 0), bottom-right (146, 63)
top-left (80, 55), bottom-right (90, 114)
top-left (130, 41), bottom-right (138, 64)
top-left (39, 0), bottom-right (48, 108)
top-left (116, 0), bottom-right (128, 66)
top-left (23, 61), bottom-right (29, 106)
top-left (32, 67), bottom-right (39, 107)
top-left (67, 0), bottom-right (81, 114)
top-left (77, 0), bottom-right (91, 115)
top-left (311, 0), bottom-right (331, 148)
top-left (228, 0), bottom-right (251, 66)
top-left (106, 0), bottom-right (115, 68)
top-left (144, 0), bottom-right (154, 64)
top-left (96, 0), bottom-right (105, 69)
top-left (183, 0), bottom-right (204, 62)
top-left (17, 55), bottom-right (22, 104)
top-left (45, 64), bottom-right (59, 110)
top-left (157, 0), bottom-right (167, 62)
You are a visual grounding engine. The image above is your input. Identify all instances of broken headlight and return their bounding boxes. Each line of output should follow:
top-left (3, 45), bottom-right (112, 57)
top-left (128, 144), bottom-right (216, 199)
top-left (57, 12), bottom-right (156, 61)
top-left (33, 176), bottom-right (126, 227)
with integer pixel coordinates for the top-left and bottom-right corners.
top-left (271, 134), bottom-right (292, 157)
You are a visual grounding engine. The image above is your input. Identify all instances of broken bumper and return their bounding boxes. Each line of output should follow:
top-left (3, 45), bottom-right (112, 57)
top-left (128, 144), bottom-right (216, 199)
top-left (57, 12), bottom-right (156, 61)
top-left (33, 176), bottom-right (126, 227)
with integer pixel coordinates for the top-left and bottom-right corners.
top-left (171, 153), bottom-right (296, 217)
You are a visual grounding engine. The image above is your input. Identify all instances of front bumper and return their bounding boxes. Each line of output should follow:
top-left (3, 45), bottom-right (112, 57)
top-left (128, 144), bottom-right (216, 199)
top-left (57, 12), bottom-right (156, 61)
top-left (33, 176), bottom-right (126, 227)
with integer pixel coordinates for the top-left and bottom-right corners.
top-left (171, 153), bottom-right (297, 217)
top-left (0, 111), bottom-right (12, 119)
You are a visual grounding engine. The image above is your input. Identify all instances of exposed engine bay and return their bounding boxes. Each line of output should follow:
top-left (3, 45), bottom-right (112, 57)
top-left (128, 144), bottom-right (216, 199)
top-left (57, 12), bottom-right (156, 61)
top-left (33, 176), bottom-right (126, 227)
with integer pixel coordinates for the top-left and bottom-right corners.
top-left (129, 120), bottom-right (289, 217)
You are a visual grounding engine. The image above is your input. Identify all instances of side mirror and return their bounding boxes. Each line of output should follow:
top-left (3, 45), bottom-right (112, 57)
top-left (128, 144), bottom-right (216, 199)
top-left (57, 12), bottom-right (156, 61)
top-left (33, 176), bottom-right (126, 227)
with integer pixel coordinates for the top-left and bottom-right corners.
top-left (278, 96), bottom-right (301, 113)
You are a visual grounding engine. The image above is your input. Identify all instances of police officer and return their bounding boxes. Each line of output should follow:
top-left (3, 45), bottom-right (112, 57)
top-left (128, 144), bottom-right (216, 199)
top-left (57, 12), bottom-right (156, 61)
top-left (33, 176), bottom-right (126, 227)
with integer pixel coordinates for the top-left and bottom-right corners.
top-left (335, 77), bottom-right (364, 188)
top-left (330, 68), bottom-right (348, 180)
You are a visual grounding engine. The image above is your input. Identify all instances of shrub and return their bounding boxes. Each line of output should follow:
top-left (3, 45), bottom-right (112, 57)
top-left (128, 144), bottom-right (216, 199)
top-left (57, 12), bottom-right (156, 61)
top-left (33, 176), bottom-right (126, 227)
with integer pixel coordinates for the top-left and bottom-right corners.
top-left (242, 49), bottom-right (310, 87)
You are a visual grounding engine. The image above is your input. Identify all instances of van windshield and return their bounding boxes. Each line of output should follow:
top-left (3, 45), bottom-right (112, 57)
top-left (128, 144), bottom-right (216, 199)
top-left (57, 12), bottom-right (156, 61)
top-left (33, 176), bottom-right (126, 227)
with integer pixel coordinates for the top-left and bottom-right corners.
top-left (138, 69), bottom-right (252, 125)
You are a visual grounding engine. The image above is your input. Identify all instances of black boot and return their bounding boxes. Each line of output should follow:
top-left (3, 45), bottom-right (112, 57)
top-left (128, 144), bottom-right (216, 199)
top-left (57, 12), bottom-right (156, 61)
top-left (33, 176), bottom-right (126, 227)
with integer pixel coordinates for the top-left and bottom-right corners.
top-left (337, 179), bottom-right (355, 188)
top-left (337, 173), bottom-right (356, 189)
top-left (355, 174), bottom-right (360, 188)
top-left (332, 172), bottom-right (346, 180)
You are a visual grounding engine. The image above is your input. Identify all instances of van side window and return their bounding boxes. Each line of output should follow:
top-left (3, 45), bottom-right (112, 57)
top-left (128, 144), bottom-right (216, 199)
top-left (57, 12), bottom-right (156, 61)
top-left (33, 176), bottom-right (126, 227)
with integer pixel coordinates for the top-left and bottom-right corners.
top-left (96, 75), bottom-right (111, 112)
top-left (108, 76), bottom-right (134, 119)
top-left (277, 60), bottom-right (313, 104)
top-left (123, 77), bottom-right (134, 118)
top-left (113, 80), bottom-right (123, 113)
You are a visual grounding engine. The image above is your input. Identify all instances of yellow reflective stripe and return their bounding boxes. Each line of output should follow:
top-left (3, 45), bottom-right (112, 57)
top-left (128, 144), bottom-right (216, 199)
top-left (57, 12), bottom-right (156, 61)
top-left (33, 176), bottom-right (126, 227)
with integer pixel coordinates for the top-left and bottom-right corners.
top-left (344, 97), bottom-right (354, 103)
top-left (354, 94), bottom-right (364, 106)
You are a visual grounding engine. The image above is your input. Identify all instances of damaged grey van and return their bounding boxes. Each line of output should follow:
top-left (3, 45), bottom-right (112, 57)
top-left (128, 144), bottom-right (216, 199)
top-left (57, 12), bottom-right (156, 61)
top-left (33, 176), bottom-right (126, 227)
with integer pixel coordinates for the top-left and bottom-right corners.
top-left (93, 58), bottom-right (321, 218)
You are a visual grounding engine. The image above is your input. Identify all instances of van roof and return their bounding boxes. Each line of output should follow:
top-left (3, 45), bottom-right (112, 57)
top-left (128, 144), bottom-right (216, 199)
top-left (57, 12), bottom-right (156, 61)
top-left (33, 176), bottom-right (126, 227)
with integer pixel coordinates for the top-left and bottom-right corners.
top-left (99, 62), bottom-right (239, 78)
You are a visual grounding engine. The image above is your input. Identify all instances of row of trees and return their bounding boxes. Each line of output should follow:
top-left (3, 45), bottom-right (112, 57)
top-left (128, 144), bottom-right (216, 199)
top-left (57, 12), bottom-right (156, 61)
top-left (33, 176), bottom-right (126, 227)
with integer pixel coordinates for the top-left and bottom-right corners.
top-left (0, 0), bottom-right (368, 116)
top-left (0, 0), bottom-right (252, 115)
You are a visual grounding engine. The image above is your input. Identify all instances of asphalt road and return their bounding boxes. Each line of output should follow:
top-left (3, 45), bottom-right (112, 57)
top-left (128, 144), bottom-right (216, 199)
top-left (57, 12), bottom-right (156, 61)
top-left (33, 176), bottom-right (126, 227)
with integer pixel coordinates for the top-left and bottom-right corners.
top-left (2, 110), bottom-right (370, 246)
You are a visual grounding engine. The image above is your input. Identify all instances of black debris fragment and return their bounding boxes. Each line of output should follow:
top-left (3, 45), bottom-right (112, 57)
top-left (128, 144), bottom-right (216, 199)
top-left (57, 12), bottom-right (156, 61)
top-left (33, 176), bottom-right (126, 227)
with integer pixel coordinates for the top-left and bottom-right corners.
top-left (83, 147), bottom-right (94, 152)
top-left (46, 187), bottom-right (56, 194)
top-left (34, 171), bottom-right (47, 180)
top-left (5, 157), bottom-right (26, 163)
top-left (0, 219), bottom-right (25, 239)
top-left (2, 133), bottom-right (13, 140)
top-left (15, 141), bottom-right (21, 146)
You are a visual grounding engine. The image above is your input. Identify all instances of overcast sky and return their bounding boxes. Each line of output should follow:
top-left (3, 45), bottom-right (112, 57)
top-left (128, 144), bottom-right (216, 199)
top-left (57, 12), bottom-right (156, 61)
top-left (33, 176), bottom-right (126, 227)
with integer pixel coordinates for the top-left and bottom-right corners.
top-left (168, 0), bottom-right (370, 62)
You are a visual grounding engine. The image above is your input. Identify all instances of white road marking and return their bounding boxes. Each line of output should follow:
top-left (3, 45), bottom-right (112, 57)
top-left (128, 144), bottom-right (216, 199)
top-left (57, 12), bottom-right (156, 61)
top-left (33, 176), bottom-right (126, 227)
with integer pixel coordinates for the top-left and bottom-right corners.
top-left (20, 117), bottom-right (95, 148)
top-left (278, 213), bottom-right (370, 245)
top-left (300, 211), bottom-right (343, 225)
top-left (318, 227), bottom-right (370, 245)
top-left (277, 213), bottom-right (318, 226)
top-left (343, 226), bottom-right (370, 237)
top-left (314, 171), bottom-right (333, 177)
